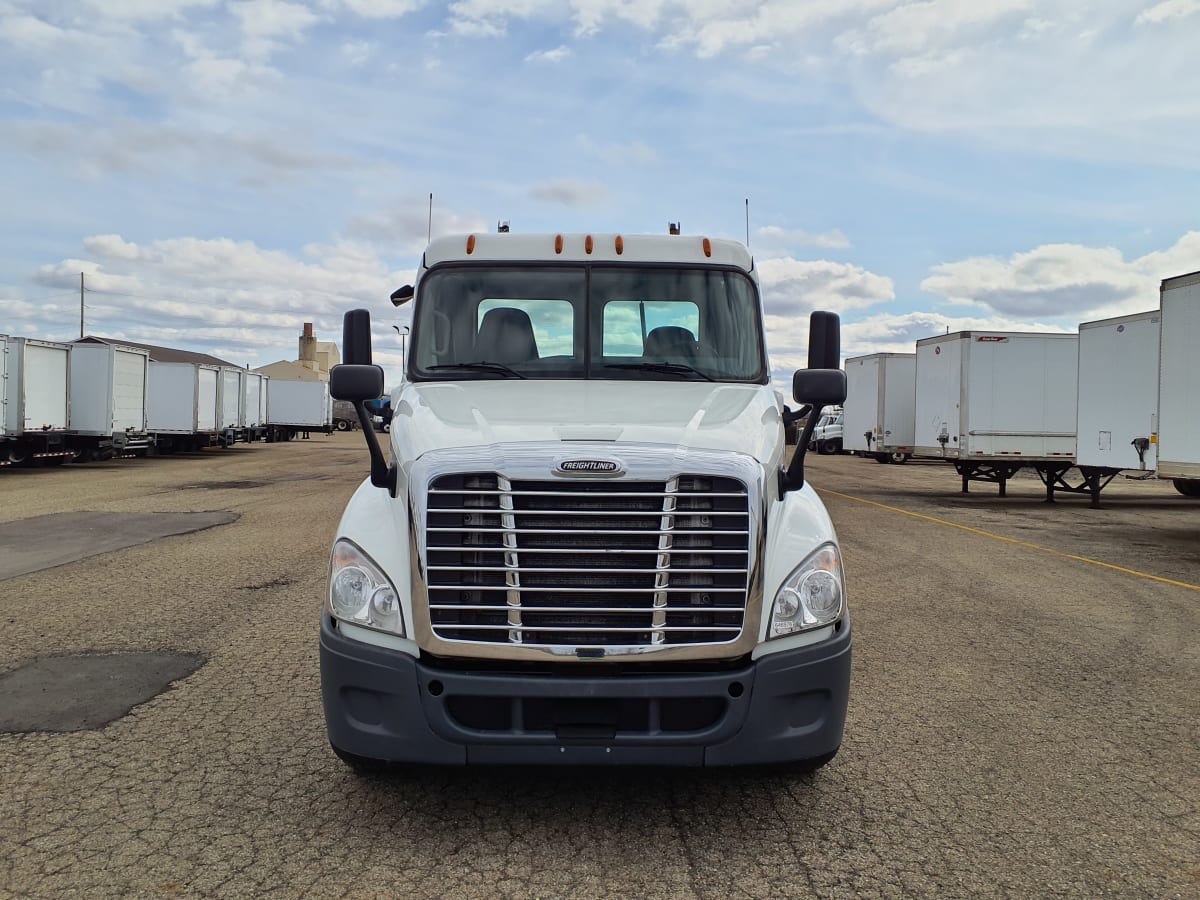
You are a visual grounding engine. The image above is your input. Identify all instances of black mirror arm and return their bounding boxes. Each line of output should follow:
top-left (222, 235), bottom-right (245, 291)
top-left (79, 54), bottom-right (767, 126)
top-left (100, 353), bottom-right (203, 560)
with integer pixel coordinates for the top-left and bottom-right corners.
top-left (354, 400), bottom-right (397, 495)
top-left (782, 404), bottom-right (811, 426)
top-left (780, 403), bottom-right (827, 494)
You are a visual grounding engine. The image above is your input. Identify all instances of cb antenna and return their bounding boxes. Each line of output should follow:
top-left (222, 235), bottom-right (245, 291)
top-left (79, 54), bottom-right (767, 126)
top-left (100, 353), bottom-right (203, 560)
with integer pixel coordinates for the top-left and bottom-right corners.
top-left (745, 198), bottom-right (750, 247)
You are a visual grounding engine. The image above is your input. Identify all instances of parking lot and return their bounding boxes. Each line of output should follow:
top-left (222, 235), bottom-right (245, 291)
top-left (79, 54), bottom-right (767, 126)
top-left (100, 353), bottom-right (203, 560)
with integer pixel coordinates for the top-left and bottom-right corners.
top-left (1, 439), bottom-right (1197, 898)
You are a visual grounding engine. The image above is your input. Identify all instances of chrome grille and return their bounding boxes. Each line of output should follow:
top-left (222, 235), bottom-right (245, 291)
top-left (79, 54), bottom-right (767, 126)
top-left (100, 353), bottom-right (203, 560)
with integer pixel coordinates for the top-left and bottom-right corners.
top-left (426, 473), bottom-right (751, 647)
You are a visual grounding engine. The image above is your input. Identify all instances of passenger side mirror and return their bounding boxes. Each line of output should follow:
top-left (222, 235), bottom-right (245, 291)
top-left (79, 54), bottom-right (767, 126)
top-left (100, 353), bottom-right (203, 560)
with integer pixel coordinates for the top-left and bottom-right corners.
top-left (781, 311), bottom-right (845, 496)
top-left (807, 310), bottom-right (841, 370)
top-left (793, 369), bottom-right (847, 407)
top-left (343, 308), bottom-right (373, 365)
top-left (335, 309), bottom-right (396, 495)
top-left (330, 363), bottom-right (384, 402)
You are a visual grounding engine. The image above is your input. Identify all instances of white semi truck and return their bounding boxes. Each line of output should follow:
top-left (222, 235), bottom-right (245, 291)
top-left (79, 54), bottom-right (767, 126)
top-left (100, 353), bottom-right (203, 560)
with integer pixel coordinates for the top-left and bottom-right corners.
top-left (321, 232), bottom-right (850, 770)
top-left (1157, 271), bottom-right (1200, 497)
top-left (844, 353), bottom-right (916, 464)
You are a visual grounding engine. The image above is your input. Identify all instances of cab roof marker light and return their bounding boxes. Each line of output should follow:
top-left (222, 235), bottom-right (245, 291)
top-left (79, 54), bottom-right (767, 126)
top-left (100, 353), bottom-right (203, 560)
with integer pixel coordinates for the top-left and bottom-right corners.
top-left (615, 235), bottom-right (624, 255)
top-left (555, 234), bottom-right (564, 254)
top-left (585, 235), bottom-right (594, 254)
top-left (702, 237), bottom-right (712, 258)
top-left (466, 235), bottom-right (476, 254)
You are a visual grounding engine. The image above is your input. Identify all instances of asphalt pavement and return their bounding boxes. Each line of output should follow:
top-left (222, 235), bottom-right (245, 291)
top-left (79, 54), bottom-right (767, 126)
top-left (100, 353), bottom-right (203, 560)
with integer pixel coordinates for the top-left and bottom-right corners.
top-left (1, 441), bottom-right (1196, 898)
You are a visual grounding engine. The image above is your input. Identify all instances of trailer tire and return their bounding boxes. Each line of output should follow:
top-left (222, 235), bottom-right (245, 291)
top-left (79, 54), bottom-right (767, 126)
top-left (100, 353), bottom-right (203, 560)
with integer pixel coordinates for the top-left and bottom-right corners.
top-left (7, 441), bottom-right (30, 465)
top-left (335, 418), bottom-right (350, 431)
top-left (1172, 478), bottom-right (1200, 498)
top-left (874, 453), bottom-right (890, 464)
top-left (889, 452), bottom-right (910, 464)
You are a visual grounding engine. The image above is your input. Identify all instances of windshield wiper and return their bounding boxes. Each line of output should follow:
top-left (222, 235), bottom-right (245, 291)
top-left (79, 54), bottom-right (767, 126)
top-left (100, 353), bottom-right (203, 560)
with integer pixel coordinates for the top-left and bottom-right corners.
top-left (428, 362), bottom-right (527, 379)
top-left (603, 362), bottom-right (714, 382)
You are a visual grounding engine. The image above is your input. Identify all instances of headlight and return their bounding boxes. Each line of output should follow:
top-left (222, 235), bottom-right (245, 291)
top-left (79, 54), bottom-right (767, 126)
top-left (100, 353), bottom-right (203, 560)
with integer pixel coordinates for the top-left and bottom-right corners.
top-left (769, 544), bottom-right (845, 638)
top-left (329, 539), bottom-right (404, 636)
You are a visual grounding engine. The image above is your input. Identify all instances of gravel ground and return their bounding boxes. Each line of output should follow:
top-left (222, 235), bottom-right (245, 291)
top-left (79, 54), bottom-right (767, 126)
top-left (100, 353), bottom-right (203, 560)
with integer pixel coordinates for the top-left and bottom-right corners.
top-left (1, 439), bottom-right (1197, 898)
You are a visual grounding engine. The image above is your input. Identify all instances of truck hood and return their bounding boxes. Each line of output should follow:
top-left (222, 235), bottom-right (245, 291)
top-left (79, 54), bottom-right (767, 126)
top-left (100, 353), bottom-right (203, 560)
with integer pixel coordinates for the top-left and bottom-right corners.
top-left (392, 380), bottom-right (785, 465)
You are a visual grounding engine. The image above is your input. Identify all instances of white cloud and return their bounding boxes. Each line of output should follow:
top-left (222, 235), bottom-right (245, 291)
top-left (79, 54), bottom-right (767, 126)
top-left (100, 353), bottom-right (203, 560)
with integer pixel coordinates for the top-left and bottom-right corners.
top-left (525, 44), bottom-right (570, 63)
top-left (920, 231), bottom-right (1200, 321)
top-left (754, 225), bottom-right (850, 252)
top-left (342, 0), bottom-right (428, 18)
top-left (231, 0), bottom-right (321, 40)
top-left (346, 199), bottom-right (490, 253)
top-left (576, 135), bottom-right (658, 166)
top-left (759, 257), bottom-right (894, 316)
top-left (7, 233), bottom-right (415, 373)
top-left (528, 178), bottom-right (608, 207)
top-left (1136, 0), bottom-right (1200, 25)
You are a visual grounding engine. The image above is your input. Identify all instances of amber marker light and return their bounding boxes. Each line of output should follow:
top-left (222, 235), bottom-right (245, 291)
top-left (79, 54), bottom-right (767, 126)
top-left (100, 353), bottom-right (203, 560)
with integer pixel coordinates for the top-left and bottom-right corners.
top-left (585, 235), bottom-right (594, 254)
top-left (555, 234), bottom-right (564, 254)
top-left (702, 237), bottom-right (712, 258)
top-left (615, 235), bottom-right (624, 255)
top-left (466, 235), bottom-right (476, 254)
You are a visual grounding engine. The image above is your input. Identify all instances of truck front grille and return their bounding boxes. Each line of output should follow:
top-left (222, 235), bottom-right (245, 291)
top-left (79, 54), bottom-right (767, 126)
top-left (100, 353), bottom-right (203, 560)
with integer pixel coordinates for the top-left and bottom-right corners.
top-left (426, 473), bottom-right (751, 647)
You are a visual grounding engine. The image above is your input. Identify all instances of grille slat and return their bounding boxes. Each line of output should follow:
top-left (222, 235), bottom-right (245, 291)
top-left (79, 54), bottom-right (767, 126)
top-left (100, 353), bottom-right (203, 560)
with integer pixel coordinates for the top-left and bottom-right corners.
top-left (427, 471), bottom-right (750, 647)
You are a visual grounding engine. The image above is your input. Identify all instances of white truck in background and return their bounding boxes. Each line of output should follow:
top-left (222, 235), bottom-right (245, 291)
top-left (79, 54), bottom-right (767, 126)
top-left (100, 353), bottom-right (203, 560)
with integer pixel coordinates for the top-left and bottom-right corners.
top-left (322, 231), bottom-right (850, 771)
top-left (1, 336), bottom-right (74, 466)
top-left (844, 353), bottom-right (916, 464)
top-left (915, 331), bottom-right (1078, 497)
top-left (68, 341), bottom-right (151, 460)
top-left (1156, 271), bottom-right (1200, 497)
top-left (265, 378), bottom-right (332, 441)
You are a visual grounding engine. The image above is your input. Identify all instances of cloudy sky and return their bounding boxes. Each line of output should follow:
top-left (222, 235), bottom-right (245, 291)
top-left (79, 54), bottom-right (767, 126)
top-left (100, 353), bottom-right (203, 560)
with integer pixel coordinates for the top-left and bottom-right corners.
top-left (1, 0), bottom-right (1198, 382)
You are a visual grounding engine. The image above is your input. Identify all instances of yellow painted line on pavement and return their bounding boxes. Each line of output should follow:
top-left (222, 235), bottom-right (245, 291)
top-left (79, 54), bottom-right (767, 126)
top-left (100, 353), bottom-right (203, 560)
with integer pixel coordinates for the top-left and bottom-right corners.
top-left (818, 487), bottom-right (1200, 593)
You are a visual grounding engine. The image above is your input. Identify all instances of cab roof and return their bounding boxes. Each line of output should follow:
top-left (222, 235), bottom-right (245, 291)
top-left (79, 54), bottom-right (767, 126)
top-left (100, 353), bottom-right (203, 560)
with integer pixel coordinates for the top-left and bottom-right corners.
top-left (422, 232), bottom-right (755, 273)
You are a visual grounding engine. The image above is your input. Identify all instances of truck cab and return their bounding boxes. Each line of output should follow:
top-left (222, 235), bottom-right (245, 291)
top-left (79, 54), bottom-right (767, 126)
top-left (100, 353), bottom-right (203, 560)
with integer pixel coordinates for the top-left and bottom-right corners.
top-left (322, 232), bottom-right (850, 769)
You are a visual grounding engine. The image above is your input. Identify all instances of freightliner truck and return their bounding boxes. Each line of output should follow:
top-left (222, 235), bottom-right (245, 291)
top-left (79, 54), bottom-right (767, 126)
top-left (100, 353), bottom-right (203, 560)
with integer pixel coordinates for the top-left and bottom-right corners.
top-left (322, 232), bottom-right (850, 769)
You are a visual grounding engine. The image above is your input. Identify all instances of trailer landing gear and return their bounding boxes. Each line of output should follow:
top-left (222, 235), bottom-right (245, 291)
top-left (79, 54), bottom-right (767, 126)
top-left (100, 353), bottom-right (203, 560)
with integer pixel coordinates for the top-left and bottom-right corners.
top-left (953, 461), bottom-right (1024, 496)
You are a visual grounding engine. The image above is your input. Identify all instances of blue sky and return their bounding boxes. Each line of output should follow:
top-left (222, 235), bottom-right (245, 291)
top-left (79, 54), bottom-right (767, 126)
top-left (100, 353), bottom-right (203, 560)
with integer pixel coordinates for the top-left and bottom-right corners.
top-left (1, 0), bottom-right (1198, 382)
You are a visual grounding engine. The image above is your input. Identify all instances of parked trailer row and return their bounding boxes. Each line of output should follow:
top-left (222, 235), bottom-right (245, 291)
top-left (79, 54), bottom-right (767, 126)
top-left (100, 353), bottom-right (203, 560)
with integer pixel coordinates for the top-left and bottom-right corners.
top-left (2, 335), bottom-right (337, 466)
top-left (839, 268), bottom-right (1200, 506)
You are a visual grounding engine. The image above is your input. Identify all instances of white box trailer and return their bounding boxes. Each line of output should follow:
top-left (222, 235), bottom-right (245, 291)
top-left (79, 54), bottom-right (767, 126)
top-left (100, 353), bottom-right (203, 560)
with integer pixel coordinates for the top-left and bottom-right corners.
top-left (1157, 270), bottom-right (1200, 494)
top-left (218, 367), bottom-right (244, 432)
top-left (68, 342), bottom-right (150, 458)
top-left (1, 336), bottom-right (74, 466)
top-left (1076, 311), bottom-right (1159, 472)
top-left (242, 371), bottom-right (268, 440)
top-left (915, 331), bottom-right (1078, 496)
top-left (146, 362), bottom-right (222, 452)
top-left (265, 378), bottom-right (331, 441)
top-left (844, 352), bottom-right (916, 463)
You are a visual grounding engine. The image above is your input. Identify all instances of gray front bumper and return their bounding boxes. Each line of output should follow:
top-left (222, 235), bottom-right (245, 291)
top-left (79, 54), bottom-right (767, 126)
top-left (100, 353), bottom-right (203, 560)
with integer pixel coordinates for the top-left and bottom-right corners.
top-left (320, 615), bottom-right (851, 767)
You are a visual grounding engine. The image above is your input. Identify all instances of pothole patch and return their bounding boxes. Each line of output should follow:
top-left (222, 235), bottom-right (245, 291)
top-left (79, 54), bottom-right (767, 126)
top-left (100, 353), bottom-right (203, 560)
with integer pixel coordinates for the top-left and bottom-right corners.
top-left (242, 576), bottom-right (295, 591)
top-left (0, 653), bottom-right (205, 733)
top-left (182, 480), bottom-right (268, 490)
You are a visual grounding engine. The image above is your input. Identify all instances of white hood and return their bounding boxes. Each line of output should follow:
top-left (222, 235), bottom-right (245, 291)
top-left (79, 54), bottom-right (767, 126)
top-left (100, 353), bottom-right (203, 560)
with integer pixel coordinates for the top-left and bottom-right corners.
top-left (392, 380), bottom-right (786, 466)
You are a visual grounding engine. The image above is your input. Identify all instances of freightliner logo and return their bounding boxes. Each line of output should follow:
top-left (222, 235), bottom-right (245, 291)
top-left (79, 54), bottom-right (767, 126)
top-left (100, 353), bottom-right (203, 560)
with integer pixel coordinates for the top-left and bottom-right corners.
top-left (556, 459), bottom-right (623, 476)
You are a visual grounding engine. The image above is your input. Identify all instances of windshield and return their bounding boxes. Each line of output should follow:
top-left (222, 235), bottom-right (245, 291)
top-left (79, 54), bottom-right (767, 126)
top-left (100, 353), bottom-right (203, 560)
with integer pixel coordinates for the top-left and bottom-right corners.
top-left (409, 264), bottom-right (767, 383)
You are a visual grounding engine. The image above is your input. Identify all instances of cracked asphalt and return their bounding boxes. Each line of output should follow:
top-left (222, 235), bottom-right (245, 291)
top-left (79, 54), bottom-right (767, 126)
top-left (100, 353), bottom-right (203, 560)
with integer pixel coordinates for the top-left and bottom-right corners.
top-left (1, 440), bottom-right (1197, 898)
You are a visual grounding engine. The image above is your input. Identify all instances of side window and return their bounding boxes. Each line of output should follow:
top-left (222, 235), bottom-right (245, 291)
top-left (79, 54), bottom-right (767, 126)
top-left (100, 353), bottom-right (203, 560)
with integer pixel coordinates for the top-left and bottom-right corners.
top-left (601, 300), bottom-right (701, 356)
top-left (477, 298), bottom-right (575, 358)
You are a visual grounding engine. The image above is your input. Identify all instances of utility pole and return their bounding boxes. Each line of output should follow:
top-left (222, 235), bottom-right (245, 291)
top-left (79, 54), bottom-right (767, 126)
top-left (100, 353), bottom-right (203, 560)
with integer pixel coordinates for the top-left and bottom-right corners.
top-left (79, 272), bottom-right (84, 339)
